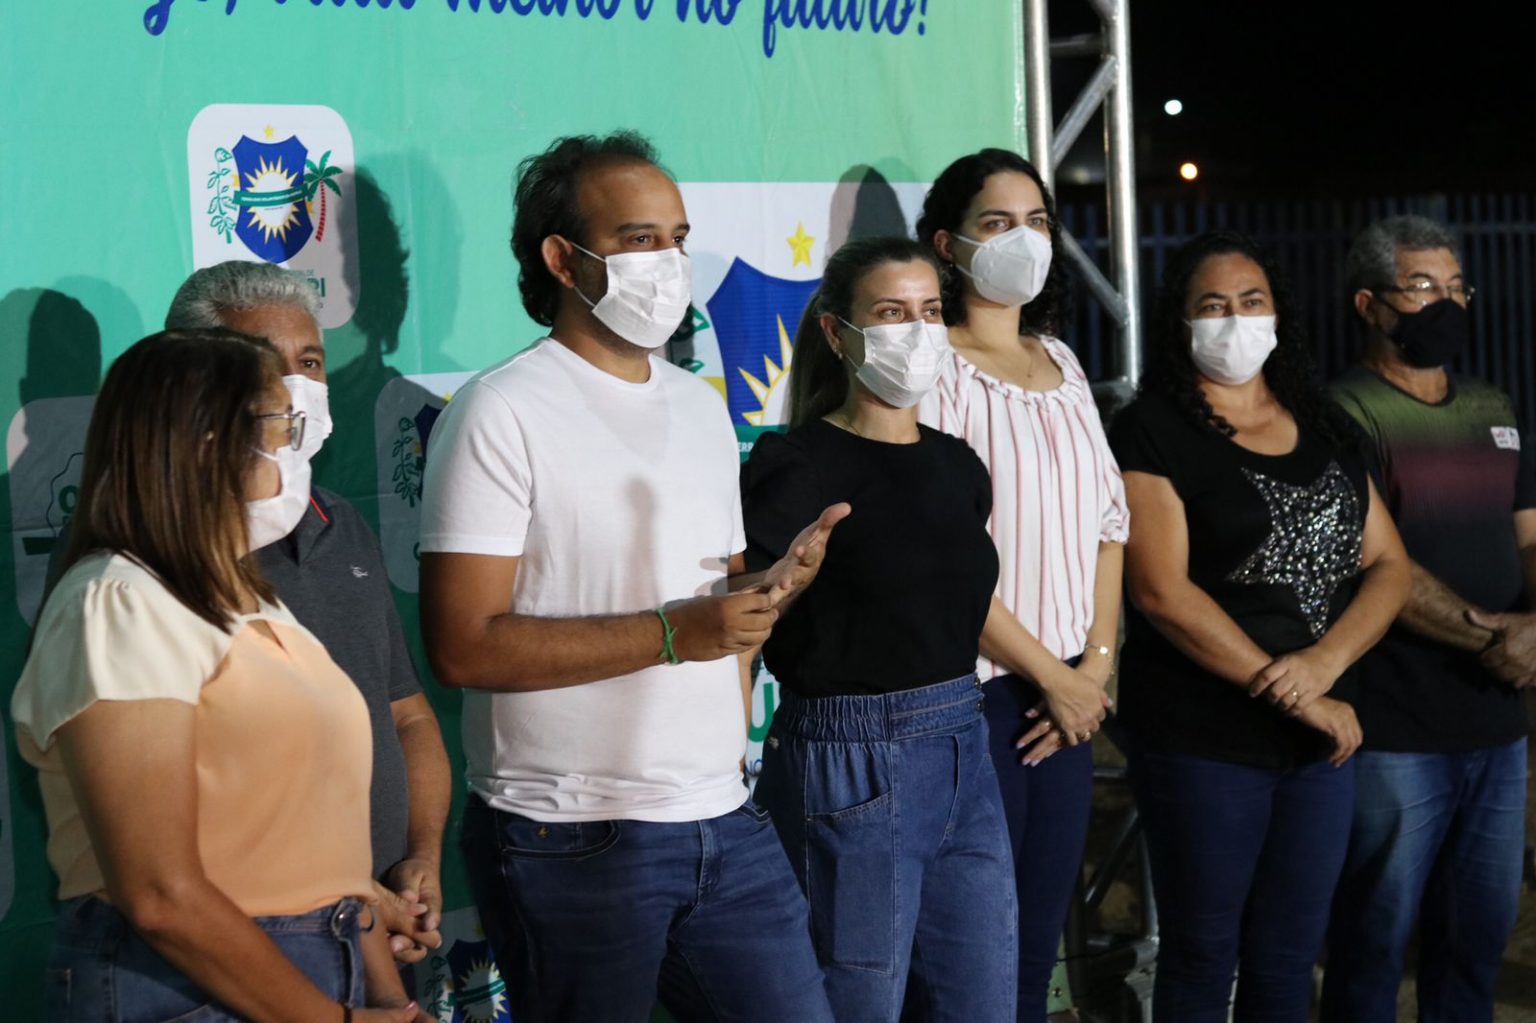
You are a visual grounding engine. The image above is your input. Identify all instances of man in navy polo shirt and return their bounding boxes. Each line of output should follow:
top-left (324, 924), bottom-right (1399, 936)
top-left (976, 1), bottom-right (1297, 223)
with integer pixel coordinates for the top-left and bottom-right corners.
top-left (166, 260), bottom-right (451, 963)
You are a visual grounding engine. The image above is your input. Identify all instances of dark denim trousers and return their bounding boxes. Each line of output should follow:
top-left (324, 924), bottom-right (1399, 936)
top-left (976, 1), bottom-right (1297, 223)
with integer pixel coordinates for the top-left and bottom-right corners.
top-left (461, 793), bottom-right (834, 1023)
top-left (1321, 738), bottom-right (1528, 1023)
top-left (1130, 748), bottom-right (1356, 1023)
top-left (755, 674), bottom-right (1018, 1023)
top-left (44, 894), bottom-right (366, 1021)
top-left (984, 671), bottom-right (1095, 1023)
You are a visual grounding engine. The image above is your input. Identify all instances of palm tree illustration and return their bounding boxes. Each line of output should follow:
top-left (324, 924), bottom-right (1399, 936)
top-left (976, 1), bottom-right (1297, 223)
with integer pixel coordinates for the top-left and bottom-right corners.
top-left (303, 151), bottom-right (343, 242)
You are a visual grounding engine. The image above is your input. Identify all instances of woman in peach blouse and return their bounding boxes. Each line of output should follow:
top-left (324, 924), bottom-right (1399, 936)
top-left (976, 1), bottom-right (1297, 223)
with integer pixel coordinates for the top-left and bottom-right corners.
top-left (13, 329), bottom-right (424, 1022)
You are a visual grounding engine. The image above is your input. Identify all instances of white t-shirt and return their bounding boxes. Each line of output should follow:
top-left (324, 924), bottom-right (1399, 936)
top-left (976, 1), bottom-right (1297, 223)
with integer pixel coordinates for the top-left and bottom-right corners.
top-left (419, 337), bottom-right (749, 823)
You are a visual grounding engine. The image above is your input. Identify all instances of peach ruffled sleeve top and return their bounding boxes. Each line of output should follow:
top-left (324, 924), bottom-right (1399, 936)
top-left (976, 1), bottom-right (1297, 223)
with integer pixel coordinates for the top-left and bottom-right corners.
top-left (11, 552), bottom-right (374, 916)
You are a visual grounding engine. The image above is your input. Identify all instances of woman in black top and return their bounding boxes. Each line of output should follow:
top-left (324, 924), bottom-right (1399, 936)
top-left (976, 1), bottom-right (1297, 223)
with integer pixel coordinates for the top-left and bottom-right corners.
top-left (1109, 231), bottom-right (1410, 1022)
top-left (742, 237), bottom-right (1089, 1022)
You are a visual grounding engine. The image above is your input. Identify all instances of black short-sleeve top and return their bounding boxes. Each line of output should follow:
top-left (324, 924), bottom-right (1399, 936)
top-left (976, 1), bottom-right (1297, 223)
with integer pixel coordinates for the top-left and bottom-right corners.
top-left (741, 420), bottom-right (1000, 698)
top-left (1108, 393), bottom-right (1371, 768)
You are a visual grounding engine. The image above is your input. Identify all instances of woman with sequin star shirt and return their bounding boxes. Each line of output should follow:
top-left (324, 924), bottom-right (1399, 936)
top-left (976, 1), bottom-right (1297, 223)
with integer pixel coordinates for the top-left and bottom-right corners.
top-left (1107, 231), bottom-right (1410, 1023)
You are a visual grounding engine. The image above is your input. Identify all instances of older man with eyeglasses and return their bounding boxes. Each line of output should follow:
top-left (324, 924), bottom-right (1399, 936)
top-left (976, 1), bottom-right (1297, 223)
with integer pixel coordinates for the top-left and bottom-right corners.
top-left (165, 261), bottom-right (453, 970)
top-left (1321, 215), bottom-right (1533, 1022)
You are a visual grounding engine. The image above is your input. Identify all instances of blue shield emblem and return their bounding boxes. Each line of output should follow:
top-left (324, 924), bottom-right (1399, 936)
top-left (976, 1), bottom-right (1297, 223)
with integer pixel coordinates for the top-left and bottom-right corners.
top-left (705, 258), bottom-right (820, 427)
top-left (423, 937), bottom-right (512, 1023)
top-left (414, 402), bottom-right (445, 456)
top-left (231, 135), bottom-right (314, 263)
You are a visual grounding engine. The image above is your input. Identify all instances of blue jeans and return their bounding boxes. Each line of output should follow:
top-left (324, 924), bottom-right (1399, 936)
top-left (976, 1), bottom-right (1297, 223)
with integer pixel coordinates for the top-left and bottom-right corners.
top-left (985, 672), bottom-right (1094, 1023)
top-left (1320, 738), bottom-right (1527, 1023)
top-left (1131, 748), bottom-right (1356, 1023)
top-left (755, 674), bottom-right (1018, 1023)
top-left (44, 895), bottom-right (365, 1021)
top-left (461, 793), bottom-right (834, 1023)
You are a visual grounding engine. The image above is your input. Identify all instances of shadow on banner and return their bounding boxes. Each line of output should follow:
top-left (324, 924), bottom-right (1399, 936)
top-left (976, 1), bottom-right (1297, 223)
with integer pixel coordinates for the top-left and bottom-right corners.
top-left (0, 284), bottom-right (109, 1011)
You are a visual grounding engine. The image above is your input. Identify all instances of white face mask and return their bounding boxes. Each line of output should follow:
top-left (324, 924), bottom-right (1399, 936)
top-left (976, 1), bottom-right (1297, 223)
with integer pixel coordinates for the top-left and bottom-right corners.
top-left (572, 244), bottom-right (692, 349)
top-left (282, 375), bottom-right (332, 462)
top-left (1187, 314), bottom-right (1278, 385)
top-left (953, 225), bottom-right (1053, 307)
top-left (246, 444), bottom-right (311, 551)
top-left (839, 317), bottom-right (952, 409)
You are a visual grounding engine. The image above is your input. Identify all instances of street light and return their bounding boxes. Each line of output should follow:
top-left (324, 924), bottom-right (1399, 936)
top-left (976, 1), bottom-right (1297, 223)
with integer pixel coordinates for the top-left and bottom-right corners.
top-left (1179, 162), bottom-right (1199, 182)
top-left (1164, 99), bottom-right (1183, 116)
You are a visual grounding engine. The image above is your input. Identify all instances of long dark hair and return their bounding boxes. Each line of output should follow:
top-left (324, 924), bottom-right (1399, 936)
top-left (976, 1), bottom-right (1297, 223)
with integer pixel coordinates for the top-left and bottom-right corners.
top-left (787, 237), bottom-right (940, 428)
top-left (915, 148), bottom-right (1067, 338)
top-left (1143, 230), bottom-right (1360, 450)
top-left (57, 329), bottom-right (283, 629)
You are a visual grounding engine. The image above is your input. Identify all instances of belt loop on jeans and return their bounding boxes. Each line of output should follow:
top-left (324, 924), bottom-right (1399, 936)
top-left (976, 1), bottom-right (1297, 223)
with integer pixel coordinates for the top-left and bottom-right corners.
top-left (330, 897), bottom-right (365, 939)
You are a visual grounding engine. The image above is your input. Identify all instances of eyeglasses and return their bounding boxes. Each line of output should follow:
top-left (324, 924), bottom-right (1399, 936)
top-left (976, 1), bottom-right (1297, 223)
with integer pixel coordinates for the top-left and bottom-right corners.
top-left (1374, 280), bottom-right (1477, 308)
top-left (254, 409), bottom-right (307, 452)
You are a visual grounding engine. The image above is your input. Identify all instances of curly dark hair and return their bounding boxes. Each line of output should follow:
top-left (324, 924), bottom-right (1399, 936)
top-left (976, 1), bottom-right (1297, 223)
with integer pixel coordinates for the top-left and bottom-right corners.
top-left (510, 131), bottom-right (661, 327)
top-left (1143, 230), bottom-right (1362, 452)
top-left (915, 148), bottom-right (1067, 339)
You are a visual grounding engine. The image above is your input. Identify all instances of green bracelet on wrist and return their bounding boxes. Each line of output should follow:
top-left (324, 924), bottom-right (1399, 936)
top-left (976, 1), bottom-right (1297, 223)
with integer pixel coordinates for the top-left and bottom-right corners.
top-left (655, 607), bottom-right (681, 665)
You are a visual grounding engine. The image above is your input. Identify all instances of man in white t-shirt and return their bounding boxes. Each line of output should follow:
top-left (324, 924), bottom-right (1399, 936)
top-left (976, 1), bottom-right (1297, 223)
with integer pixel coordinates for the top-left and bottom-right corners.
top-left (419, 132), bottom-right (843, 1022)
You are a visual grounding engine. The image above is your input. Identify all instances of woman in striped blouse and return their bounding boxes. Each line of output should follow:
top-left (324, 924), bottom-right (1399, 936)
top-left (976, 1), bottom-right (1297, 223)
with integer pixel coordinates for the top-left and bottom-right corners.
top-left (917, 148), bottom-right (1129, 1023)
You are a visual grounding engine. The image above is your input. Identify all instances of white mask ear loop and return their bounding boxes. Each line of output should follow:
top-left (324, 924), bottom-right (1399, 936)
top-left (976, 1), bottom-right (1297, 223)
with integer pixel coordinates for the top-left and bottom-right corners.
top-left (835, 317), bottom-right (871, 367)
top-left (567, 241), bottom-right (603, 308)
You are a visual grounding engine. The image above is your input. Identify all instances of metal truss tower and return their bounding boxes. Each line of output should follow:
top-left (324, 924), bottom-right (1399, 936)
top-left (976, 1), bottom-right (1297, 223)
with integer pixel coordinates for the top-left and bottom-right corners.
top-left (1024, 0), bottom-right (1142, 394)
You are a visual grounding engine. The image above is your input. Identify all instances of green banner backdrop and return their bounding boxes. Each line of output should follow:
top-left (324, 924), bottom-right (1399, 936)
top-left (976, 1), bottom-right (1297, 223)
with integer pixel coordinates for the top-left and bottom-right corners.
top-left (1, 2), bottom-right (1026, 1014)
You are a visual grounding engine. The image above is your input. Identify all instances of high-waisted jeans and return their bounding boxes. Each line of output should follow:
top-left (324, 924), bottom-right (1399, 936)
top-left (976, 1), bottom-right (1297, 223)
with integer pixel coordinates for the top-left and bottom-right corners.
top-left (755, 673), bottom-right (1019, 1023)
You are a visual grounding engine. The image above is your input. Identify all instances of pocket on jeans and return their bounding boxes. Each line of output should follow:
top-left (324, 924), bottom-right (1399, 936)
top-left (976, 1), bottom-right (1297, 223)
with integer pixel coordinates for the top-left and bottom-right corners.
top-left (496, 814), bottom-right (621, 861)
top-left (805, 789), bottom-right (896, 974)
top-left (735, 798), bottom-right (773, 824)
top-left (112, 942), bottom-right (222, 1022)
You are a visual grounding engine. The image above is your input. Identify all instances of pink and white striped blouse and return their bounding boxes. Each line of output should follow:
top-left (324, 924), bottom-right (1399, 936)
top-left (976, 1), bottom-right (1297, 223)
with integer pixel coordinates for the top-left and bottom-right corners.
top-left (919, 338), bottom-right (1130, 675)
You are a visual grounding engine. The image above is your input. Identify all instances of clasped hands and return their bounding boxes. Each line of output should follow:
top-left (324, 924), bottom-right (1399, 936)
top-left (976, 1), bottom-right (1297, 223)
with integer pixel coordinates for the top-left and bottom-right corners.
top-left (1466, 608), bottom-right (1536, 688)
top-left (1246, 647), bottom-right (1359, 766)
top-left (374, 858), bottom-right (443, 964)
top-left (1014, 657), bottom-right (1114, 766)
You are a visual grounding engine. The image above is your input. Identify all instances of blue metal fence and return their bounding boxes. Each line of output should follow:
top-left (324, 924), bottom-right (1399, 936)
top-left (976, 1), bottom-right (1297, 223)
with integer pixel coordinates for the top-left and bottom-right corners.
top-left (1060, 194), bottom-right (1536, 437)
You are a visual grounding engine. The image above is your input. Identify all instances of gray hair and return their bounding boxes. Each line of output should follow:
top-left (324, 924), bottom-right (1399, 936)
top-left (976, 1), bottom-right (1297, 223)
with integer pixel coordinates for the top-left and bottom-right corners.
top-left (165, 260), bottom-right (321, 329)
top-left (1345, 215), bottom-right (1462, 295)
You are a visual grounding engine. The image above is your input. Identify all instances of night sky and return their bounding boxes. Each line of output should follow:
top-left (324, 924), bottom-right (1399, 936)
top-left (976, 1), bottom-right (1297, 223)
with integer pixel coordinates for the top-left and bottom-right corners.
top-left (1051, 0), bottom-right (1530, 198)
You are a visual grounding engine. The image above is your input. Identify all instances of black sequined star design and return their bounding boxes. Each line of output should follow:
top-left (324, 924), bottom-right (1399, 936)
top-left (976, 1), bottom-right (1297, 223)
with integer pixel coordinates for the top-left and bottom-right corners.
top-left (1228, 461), bottom-right (1363, 638)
